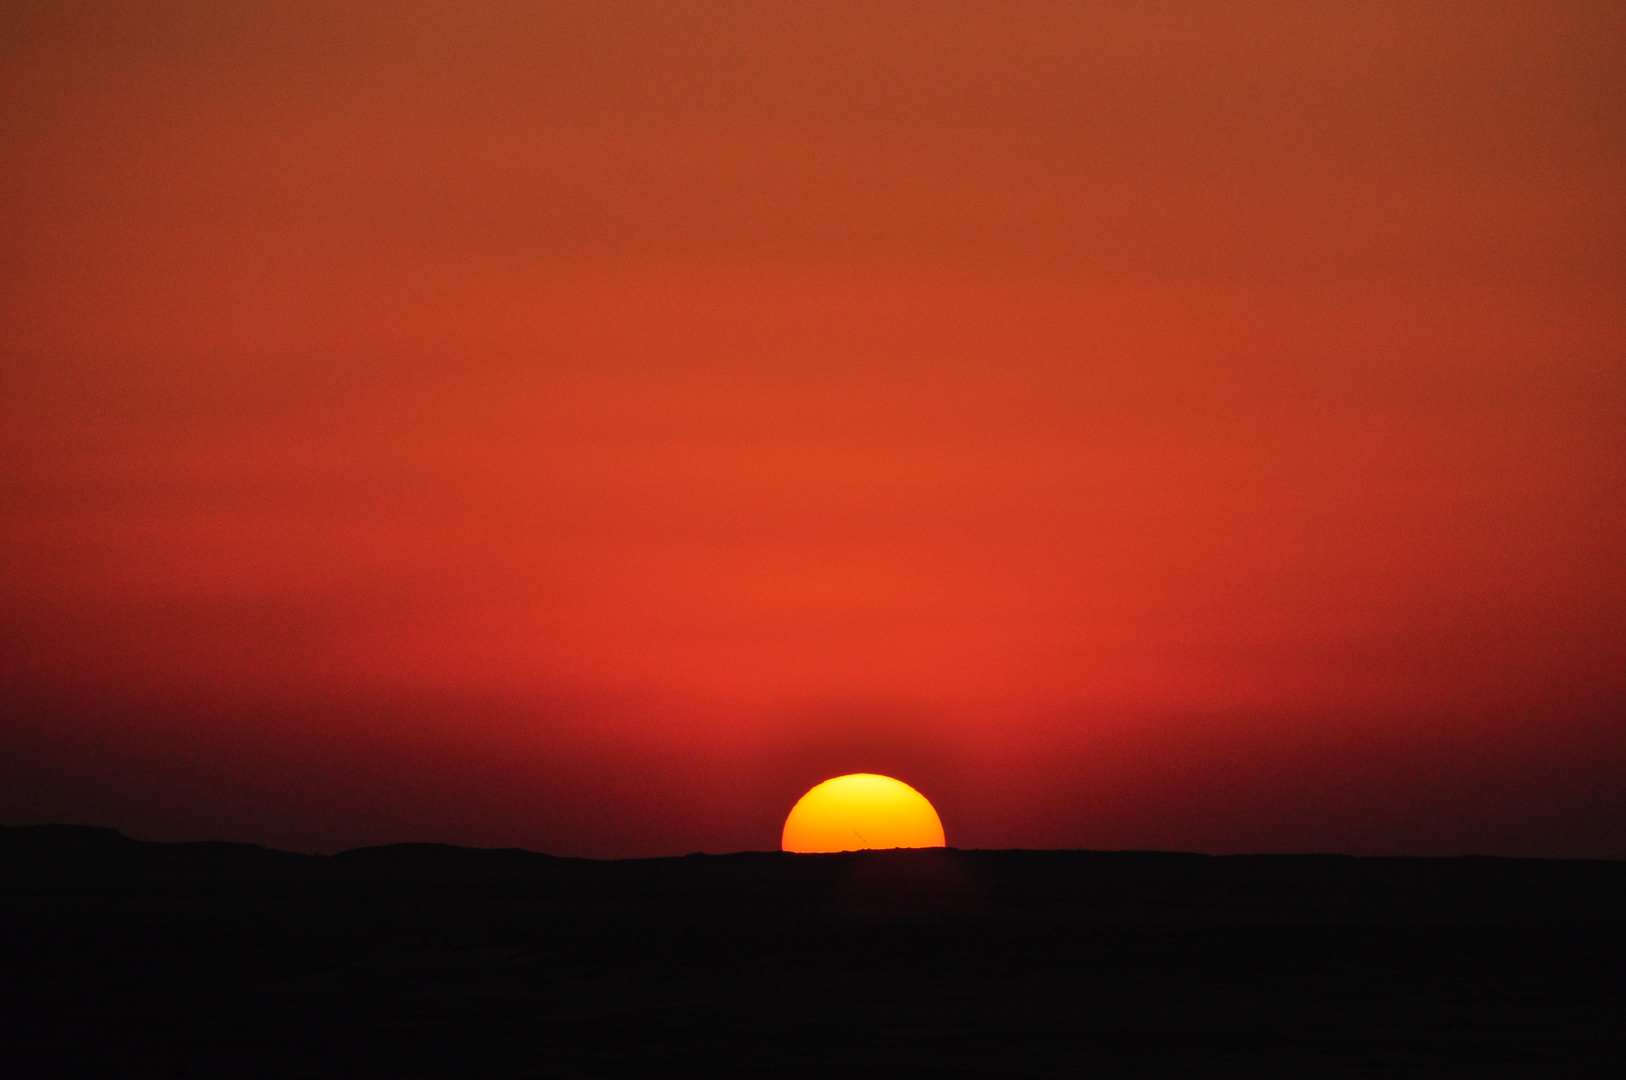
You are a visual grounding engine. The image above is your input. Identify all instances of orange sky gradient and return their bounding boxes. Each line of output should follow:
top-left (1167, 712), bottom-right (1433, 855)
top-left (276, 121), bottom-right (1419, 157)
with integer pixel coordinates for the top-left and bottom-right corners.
top-left (2, 2), bottom-right (1622, 857)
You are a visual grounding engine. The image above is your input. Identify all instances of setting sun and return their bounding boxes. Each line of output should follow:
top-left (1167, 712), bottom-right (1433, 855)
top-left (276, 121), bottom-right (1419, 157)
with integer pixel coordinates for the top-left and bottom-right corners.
top-left (781, 774), bottom-right (946, 853)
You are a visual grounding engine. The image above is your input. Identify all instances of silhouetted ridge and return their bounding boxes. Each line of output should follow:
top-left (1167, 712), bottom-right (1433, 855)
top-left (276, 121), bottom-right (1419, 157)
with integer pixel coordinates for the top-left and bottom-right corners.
top-left (1, 823), bottom-right (314, 891)
top-left (4, 825), bottom-right (1624, 1076)
top-left (4, 825), bottom-right (1623, 920)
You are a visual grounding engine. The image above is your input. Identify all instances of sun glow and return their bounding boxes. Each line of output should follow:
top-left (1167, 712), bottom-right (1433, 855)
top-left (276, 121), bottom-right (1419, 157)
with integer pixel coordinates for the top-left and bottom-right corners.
top-left (781, 773), bottom-right (946, 853)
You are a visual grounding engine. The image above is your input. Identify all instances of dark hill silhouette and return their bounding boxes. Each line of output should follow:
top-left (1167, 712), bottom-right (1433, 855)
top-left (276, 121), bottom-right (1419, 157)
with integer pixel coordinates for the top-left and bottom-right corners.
top-left (4, 825), bottom-right (1623, 1076)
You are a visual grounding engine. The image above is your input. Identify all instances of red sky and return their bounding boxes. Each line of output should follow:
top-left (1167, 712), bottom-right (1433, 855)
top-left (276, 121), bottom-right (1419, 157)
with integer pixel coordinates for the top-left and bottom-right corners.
top-left (3, 2), bottom-right (1623, 857)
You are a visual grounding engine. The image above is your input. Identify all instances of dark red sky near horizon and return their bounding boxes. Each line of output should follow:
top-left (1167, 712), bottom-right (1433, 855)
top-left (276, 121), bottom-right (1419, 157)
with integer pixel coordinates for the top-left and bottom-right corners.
top-left (3, 2), bottom-right (1623, 858)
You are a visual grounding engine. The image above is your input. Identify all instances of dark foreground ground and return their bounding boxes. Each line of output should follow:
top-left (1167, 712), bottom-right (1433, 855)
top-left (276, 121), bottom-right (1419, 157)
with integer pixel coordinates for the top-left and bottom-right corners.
top-left (3, 826), bottom-right (1623, 1077)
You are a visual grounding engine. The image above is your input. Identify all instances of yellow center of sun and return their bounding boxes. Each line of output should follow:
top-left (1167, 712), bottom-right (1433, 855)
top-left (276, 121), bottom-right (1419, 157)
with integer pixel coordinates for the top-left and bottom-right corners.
top-left (781, 773), bottom-right (946, 853)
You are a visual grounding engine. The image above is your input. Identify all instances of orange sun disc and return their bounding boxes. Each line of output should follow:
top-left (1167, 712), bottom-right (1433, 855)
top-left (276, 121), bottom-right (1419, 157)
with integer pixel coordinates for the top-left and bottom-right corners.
top-left (781, 773), bottom-right (946, 853)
